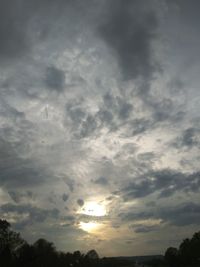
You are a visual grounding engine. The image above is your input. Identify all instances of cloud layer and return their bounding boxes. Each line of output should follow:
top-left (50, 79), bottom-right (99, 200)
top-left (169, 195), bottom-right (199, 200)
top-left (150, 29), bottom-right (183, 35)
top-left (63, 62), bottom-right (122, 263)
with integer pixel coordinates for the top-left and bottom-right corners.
top-left (0, 0), bottom-right (200, 257)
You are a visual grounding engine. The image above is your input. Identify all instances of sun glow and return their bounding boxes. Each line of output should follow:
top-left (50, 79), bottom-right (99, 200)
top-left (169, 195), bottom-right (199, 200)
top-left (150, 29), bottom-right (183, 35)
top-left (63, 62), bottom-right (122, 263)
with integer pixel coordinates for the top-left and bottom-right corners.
top-left (81, 202), bottom-right (107, 217)
top-left (78, 201), bottom-right (107, 233)
top-left (79, 221), bottom-right (102, 233)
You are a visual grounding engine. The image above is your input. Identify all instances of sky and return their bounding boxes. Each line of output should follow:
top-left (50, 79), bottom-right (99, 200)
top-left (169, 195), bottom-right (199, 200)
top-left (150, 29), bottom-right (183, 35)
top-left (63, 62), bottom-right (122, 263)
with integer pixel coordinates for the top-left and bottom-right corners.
top-left (0, 0), bottom-right (200, 257)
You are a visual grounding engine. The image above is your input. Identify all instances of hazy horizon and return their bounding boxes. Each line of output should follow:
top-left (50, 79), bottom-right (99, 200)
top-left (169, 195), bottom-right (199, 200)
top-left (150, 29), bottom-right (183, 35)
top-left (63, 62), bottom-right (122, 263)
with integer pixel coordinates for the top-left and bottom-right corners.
top-left (0, 0), bottom-right (200, 257)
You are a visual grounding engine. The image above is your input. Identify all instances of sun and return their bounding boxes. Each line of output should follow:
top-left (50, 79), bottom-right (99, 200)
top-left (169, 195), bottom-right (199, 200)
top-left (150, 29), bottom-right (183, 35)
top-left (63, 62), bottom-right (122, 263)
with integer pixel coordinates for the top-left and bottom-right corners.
top-left (77, 201), bottom-right (107, 233)
top-left (82, 202), bottom-right (107, 217)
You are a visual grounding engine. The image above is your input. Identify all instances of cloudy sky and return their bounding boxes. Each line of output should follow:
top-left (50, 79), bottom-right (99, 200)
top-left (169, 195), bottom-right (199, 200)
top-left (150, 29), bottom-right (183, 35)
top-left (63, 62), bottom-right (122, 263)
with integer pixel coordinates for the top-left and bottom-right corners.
top-left (0, 0), bottom-right (200, 257)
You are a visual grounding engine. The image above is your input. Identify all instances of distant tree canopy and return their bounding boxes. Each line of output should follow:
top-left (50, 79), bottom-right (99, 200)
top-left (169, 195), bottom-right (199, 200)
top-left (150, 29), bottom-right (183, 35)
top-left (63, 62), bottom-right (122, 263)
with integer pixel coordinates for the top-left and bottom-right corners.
top-left (1, 218), bottom-right (200, 267)
top-left (86, 249), bottom-right (99, 259)
top-left (164, 231), bottom-right (200, 267)
top-left (0, 218), bottom-right (102, 267)
top-left (0, 219), bottom-right (24, 249)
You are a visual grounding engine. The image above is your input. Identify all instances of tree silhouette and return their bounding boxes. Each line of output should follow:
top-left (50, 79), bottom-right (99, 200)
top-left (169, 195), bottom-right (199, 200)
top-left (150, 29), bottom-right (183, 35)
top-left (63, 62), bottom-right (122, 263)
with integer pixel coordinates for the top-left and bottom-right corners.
top-left (165, 231), bottom-right (200, 267)
top-left (86, 249), bottom-right (99, 259)
top-left (0, 219), bottom-right (25, 266)
top-left (2, 217), bottom-right (199, 267)
top-left (164, 247), bottom-right (179, 267)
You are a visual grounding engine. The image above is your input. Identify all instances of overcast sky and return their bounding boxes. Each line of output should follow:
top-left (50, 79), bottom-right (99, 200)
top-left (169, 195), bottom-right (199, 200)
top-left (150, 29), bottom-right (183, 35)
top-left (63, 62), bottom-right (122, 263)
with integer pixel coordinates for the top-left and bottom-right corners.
top-left (0, 0), bottom-right (200, 257)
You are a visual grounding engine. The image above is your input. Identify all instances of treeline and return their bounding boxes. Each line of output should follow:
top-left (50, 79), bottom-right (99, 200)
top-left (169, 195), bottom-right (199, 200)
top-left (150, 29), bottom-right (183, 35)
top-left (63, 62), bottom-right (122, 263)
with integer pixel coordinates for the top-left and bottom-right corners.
top-left (1, 218), bottom-right (200, 267)
top-left (165, 231), bottom-right (200, 267)
top-left (0, 219), bottom-right (133, 267)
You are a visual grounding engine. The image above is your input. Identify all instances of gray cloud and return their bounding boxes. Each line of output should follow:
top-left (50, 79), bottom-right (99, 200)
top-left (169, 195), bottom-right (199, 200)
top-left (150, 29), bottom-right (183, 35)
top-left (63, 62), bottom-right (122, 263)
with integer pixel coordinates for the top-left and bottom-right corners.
top-left (77, 199), bottom-right (84, 207)
top-left (63, 177), bottom-right (75, 192)
top-left (122, 169), bottom-right (200, 200)
top-left (133, 225), bottom-right (160, 234)
top-left (0, 0), bottom-right (30, 61)
top-left (131, 118), bottom-right (152, 136)
top-left (1, 0), bottom-right (200, 256)
top-left (62, 193), bottom-right (69, 202)
top-left (8, 191), bottom-right (34, 203)
top-left (160, 202), bottom-right (200, 226)
top-left (65, 93), bottom-right (135, 139)
top-left (99, 0), bottom-right (158, 80)
top-left (79, 115), bottom-right (98, 138)
top-left (0, 0), bottom-right (98, 64)
top-left (121, 202), bottom-right (200, 227)
top-left (173, 127), bottom-right (200, 149)
top-left (0, 203), bottom-right (60, 230)
top-left (78, 213), bottom-right (106, 223)
top-left (92, 176), bottom-right (109, 186)
top-left (45, 66), bottom-right (65, 92)
top-left (0, 138), bottom-right (49, 188)
top-left (117, 100), bottom-right (133, 120)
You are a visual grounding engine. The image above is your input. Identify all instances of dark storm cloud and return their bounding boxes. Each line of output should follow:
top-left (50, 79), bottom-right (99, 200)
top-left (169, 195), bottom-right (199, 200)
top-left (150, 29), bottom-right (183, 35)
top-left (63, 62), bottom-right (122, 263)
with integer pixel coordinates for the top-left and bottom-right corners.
top-left (45, 66), bottom-right (65, 91)
top-left (99, 0), bottom-right (158, 80)
top-left (121, 202), bottom-right (200, 227)
top-left (122, 169), bottom-right (200, 200)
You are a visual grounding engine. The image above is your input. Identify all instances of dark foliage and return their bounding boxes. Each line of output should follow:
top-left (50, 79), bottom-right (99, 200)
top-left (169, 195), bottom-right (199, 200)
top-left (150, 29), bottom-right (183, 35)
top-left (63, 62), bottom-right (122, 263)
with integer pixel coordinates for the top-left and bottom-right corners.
top-left (1, 218), bottom-right (199, 267)
top-left (0, 219), bottom-right (117, 267)
top-left (164, 231), bottom-right (200, 267)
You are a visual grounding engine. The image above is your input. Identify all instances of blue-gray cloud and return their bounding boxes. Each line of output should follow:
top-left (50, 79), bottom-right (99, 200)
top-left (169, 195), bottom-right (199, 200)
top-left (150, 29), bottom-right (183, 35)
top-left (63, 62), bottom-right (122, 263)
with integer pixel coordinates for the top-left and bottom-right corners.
top-left (45, 66), bottom-right (65, 92)
top-left (99, 0), bottom-right (159, 80)
top-left (122, 169), bottom-right (200, 200)
top-left (121, 202), bottom-right (200, 227)
top-left (0, 203), bottom-right (60, 230)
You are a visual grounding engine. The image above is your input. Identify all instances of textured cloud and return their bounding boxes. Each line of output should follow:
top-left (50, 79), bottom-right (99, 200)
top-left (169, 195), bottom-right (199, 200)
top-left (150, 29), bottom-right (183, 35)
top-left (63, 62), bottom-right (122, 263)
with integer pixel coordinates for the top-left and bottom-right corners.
top-left (0, 138), bottom-right (49, 188)
top-left (133, 225), bottom-right (160, 234)
top-left (172, 127), bottom-right (200, 149)
top-left (77, 199), bottom-right (84, 207)
top-left (0, 203), bottom-right (60, 229)
top-left (0, 0), bottom-right (30, 61)
top-left (62, 194), bottom-right (69, 202)
top-left (0, 0), bottom-right (200, 257)
top-left (121, 202), bottom-right (200, 226)
top-left (45, 66), bottom-right (65, 91)
top-left (99, 0), bottom-right (159, 80)
top-left (121, 169), bottom-right (200, 200)
top-left (92, 177), bottom-right (109, 186)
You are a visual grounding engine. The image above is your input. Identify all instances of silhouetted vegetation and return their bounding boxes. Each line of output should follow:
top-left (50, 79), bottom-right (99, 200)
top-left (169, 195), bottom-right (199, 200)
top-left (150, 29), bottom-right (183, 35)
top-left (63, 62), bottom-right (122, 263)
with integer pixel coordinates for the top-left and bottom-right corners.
top-left (164, 231), bottom-right (200, 267)
top-left (1, 219), bottom-right (200, 267)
